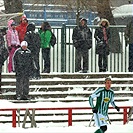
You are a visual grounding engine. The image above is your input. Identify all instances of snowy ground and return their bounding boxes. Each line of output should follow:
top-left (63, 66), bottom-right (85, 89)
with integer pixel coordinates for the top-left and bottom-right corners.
top-left (0, 100), bottom-right (133, 133)
top-left (0, 123), bottom-right (133, 133)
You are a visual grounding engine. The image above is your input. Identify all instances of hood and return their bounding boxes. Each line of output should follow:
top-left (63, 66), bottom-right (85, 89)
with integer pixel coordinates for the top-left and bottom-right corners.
top-left (7, 19), bottom-right (14, 29)
top-left (99, 18), bottom-right (110, 27)
top-left (20, 15), bottom-right (28, 23)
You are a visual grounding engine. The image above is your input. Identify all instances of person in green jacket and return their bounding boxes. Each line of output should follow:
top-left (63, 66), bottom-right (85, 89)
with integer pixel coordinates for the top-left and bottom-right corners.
top-left (89, 77), bottom-right (120, 133)
top-left (39, 21), bottom-right (52, 73)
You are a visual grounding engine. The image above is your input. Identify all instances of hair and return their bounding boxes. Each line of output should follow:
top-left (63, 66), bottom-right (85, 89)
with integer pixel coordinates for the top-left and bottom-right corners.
top-left (105, 77), bottom-right (111, 83)
top-left (41, 21), bottom-right (51, 31)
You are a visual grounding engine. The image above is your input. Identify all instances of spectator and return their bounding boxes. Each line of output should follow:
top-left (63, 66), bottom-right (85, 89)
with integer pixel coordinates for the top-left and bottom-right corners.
top-left (72, 18), bottom-right (92, 73)
top-left (94, 18), bottom-right (110, 72)
top-left (89, 77), bottom-right (120, 133)
top-left (12, 41), bottom-right (33, 100)
top-left (125, 19), bottom-right (133, 72)
top-left (16, 15), bottom-right (28, 43)
top-left (38, 21), bottom-right (52, 73)
top-left (24, 23), bottom-right (41, 79)
top-left (0, 28), bottom-right (9, 93)
top-left (6, 19), bottom-right (20, 73)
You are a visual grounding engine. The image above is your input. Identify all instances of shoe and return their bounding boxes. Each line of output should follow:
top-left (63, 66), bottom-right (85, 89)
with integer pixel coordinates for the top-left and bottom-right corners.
top-left (82, 70), bottom-right (88, 73)
top-left (21, 96), bottom-right (30, 100)
top-left (16, 97), bottom-right (21, 100)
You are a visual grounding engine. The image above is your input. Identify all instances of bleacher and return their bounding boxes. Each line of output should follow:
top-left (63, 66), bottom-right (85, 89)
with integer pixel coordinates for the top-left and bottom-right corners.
top-left (0, 72), bottom-right (133, 127)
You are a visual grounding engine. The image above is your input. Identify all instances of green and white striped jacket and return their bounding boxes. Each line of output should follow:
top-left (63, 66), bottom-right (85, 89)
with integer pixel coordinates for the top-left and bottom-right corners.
top-left (89, 87), bottom-right (116, 116)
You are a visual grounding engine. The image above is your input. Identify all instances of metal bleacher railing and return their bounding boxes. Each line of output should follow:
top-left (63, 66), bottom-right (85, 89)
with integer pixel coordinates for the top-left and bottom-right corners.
top-left (2, 25), bottom-right (128, 73)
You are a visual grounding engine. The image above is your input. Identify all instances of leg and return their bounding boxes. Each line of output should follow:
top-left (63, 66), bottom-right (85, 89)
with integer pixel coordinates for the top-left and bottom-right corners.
top-left (42, 48), bottom-right (50, 73)
top-left (32, 53), bottom-right (40, 78)
top-left (82, 49), bottom-right (88, 72)
top-left (22, 76), bottom-right (30, 99)
top-left (8, 47), bottom-right (16, 73)
top-left (16, 76), bottom-right (23, 99)
top-left (129, 44), bottom-right (133, 72)
top-left (75, 48), bottom-right (82, 72)
top-left (98, 54), bottom-right (103, 72)
top-left (103, 52), bottom-right (108, 72)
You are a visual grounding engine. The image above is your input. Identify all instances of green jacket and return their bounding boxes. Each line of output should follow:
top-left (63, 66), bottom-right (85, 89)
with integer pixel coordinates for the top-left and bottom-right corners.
top-left (38, 29), bottom-right (52, 48)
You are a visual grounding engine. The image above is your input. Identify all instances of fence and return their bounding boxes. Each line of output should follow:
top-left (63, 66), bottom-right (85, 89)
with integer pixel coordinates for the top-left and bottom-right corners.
top-left (3, 25), bottom-right (128, 73)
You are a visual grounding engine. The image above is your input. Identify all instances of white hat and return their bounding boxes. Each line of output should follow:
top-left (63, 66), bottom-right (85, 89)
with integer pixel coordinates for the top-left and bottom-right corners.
top-left (21, 41), bottom-right (28, 47)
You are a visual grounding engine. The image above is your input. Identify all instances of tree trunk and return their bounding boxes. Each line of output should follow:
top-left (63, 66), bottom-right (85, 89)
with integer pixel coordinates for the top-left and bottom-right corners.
top-left (3, 0), bottom-right (23, 23)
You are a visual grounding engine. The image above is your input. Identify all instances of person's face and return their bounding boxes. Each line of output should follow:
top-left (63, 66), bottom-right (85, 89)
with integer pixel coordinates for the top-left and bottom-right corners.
top-left (80, 20), bottom-right (85, 26)
top-left (22, 45), bottom-right (27, 50)
top-left (11, 25), bottom-right (15, 30)
top-left (102, 21), bottom-right (106, 26)
top-left (105, 80), bottom-right (111, 90)
top-left (22, 19), bottom-right (27, 23)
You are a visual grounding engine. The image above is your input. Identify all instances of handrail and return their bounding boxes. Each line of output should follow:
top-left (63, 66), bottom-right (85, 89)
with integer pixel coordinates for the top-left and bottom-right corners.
top-left (0, 106), bottom-right (131, 128)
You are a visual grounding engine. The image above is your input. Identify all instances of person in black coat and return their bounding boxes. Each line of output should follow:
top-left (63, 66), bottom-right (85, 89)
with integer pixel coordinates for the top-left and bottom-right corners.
top-left (12, 41), bottom-right (33, 100)
top-left (0, 28), bottom-right (9, 93)
top-left (94, 18), bottom-right (110, 72)
top-left (72, 18), bottom-right (92, 73)
top-left (24, 23), bottom-right (41, 79)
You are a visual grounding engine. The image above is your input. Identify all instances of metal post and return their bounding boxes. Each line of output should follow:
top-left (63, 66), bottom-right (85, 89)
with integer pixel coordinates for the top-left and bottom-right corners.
top-left (68, 109), bottom-right (72, 126)
top-left (12, 110), bottom-right (16, 127)
top-left (61, 23), bottom-right (66, 72)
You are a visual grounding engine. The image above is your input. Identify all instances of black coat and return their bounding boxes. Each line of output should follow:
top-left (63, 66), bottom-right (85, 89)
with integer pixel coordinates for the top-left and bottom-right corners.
top-left (24, 31), bottom-right (41, 55)
top-left (0, 33), bottom-right (8, 67)
top-left (72, 25), bottom-right (92, 50)
top-left (13, 47), bottom-right (33, 76)
top-left (94, 27), bottom-right (110, 55)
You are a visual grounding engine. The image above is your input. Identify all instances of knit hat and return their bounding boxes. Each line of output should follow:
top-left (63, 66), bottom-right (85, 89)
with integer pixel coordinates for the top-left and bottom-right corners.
top-left (21, 41), bottom-right (28, 47)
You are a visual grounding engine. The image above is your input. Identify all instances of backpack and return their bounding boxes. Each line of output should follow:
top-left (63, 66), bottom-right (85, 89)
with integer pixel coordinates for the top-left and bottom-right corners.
top-left (50, 32), bottom-right (56, 47)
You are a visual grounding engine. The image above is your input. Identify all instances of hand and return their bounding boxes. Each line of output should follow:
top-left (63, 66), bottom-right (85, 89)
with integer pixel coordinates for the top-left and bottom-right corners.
top-left (92, 107), bottom-right (98, 113)
top-left (115, 106), bottom-right (120, 112)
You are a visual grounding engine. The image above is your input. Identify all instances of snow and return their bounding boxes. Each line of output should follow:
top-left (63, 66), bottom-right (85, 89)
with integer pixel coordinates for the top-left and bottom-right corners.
top-left (0, 100), bottom-right (133, 132)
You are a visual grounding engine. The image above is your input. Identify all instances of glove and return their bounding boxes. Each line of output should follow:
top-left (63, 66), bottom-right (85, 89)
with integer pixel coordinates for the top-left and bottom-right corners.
top-left (92, 107), bottom-right (98, 113)
top-left (115, 106), bottom-right (120, 112)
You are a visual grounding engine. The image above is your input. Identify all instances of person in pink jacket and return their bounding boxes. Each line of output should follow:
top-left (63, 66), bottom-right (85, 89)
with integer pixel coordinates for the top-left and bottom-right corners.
top-left (6, 19), bottom-right (20, 73)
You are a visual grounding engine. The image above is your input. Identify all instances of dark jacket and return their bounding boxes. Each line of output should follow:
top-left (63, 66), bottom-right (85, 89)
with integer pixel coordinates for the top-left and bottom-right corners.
top-left (13, 47), bottom-right (33, 76)
top-left (94, 19), bottom-right (110, 55)
top-left (0, 32), bottom-right (8, 66)
top-left (24, 31), bottom-right (41, 54)
top-left (72, 25), bottom-right (92, 50)
top-left (125, 19), bottom-right (133, 45)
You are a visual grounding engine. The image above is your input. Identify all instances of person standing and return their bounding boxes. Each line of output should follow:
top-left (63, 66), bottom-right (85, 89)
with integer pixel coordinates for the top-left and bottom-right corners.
top-left (16, 15), bottom-right (28, 43)
top-left (72, 18), bottom-right (92, 73)
top-left (24, 23), bottom-right (41, 79)
top-left (94, 19), bottom-right (110, 72)
top-left (125, 19), bottom-right (133, 72)
top-left (38, 21), bottom-right (52, 73)
top-left (89, 77), bottom-right (120, 133)
top-left (12, 41), bottom-right (33, 100)
top-left (0, 28), bottom-right (9, 93)
top-left (6, 19), bottom-right (20, 73)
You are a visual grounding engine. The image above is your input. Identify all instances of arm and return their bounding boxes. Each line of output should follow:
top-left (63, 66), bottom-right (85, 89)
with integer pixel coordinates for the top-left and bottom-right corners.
top-left (110, 93), bottom-right (120, 112)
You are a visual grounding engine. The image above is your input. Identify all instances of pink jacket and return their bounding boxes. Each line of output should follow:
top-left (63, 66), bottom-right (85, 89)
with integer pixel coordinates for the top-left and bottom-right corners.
top-left (6, 20), bottom-right (20, 47)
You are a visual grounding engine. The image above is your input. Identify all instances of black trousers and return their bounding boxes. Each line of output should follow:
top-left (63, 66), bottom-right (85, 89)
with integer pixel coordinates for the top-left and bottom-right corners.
top-left (16, 75), bottom-right (29, 98)
top-left (129, 44), bottom-right (133, 72)
top-left (98, 52), bottom-right (108, 71)
top-left (75, 48), bottom-right (88, 72)
top-left (42, 48), bottom-right (50, 73)
top-left (31, 53), bottom-right (40, 77)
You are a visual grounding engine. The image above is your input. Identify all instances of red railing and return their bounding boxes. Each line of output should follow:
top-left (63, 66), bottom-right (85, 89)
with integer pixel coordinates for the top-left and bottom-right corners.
top-left (0, 106), bottom-right (131, 127)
